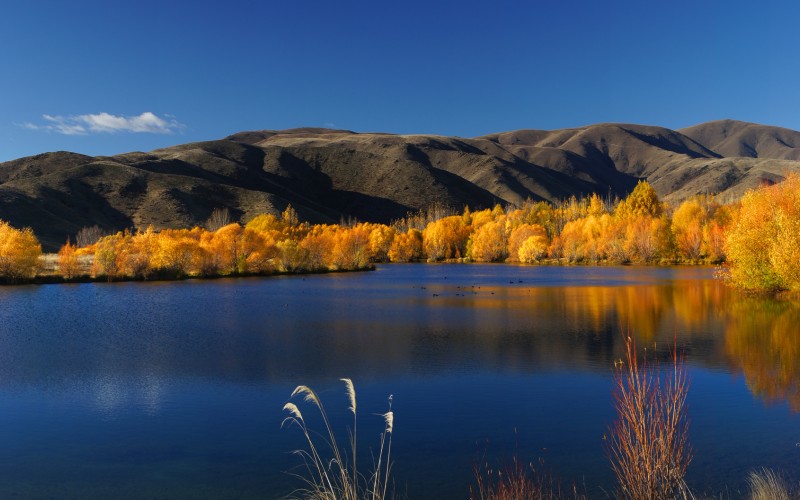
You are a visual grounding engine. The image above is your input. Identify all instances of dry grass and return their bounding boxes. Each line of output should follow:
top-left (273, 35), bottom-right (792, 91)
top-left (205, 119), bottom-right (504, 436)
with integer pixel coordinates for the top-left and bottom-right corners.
top-left (748, 468), bottom-right (792, 500)
top-left (470, 457), bottom-right (586, 500)
top-left (282, 379), bottom-right (394, 500)
top-left (607, 336), bottom-right (692, 499)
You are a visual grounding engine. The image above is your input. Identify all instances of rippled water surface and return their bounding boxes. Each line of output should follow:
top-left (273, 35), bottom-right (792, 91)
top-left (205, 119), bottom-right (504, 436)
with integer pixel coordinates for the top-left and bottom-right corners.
top-left (0, 264), bottom-right (799, 498)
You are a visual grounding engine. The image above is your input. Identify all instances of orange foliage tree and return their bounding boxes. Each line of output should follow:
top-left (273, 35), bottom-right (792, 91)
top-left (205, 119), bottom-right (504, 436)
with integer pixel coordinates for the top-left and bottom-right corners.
top-left (725, 174), bottom-right (800, 291)
top-left (422, 215), bottom-right (471, 261)
top-left (0, 220), bottom-right (42, 279)
top-left (57, 239), bottom-right (80, 279)
top-left (388, 229), bottom-right (423, 263)
top-left (507, 224), bottom-right (548, 263)
top-left (469, 219), bottom-right (508, 262)
top-left (332, 225), bottom-right (372, 270)
top-left (671, 197), bottom-right (707, 260)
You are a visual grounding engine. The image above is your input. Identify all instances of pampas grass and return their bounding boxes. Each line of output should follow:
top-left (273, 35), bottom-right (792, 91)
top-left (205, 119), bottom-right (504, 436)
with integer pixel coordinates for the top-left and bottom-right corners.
top-left (748, 468), bottom-right (792, 500)
top-left (282, 378), bottom-right (394, 500)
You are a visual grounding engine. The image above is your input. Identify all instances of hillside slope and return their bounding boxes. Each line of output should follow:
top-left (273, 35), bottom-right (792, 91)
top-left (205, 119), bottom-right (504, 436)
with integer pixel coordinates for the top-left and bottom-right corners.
top-left (2, 121), bottom-right (799, 250)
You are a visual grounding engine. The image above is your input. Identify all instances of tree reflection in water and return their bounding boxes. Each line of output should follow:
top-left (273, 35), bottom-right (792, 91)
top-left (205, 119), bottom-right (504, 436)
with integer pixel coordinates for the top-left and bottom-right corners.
top-left (724, 297), bottom-right (800, 411)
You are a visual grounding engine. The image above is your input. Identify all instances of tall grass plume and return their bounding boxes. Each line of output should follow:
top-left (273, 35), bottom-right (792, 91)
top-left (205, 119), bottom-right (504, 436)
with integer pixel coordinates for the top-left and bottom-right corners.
top-left (282, 378), bottom-right (394, 500)
top-left (748, 468), bottom-right (792, 500)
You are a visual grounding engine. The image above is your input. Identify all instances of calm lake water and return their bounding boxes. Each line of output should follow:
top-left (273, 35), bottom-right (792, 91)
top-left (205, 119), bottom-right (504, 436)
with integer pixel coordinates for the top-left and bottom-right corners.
top-left (0, 264), bottom-right (799, 498)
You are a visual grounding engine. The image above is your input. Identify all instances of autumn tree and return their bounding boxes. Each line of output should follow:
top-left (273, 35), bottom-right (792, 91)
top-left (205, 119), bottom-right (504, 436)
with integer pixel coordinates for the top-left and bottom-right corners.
top-left (597, 214), bottom-right (629, 263)
top-left (332, 225), bottom-right (371, 270)
top-left (153, 229), bottom-right (201, 276)
top-left (422, 215), bottom-right (471, 261)
top-left (388, 229), bottom-right (423, 263)
top-left (469, 219), bottom-right (508, 262)
top-left (514, 200), bottom-right (559, 238)
top-left (507, 224), bottom-right (548, 263)
top-left (624, 216), bottom-right (672, 263)
top-left (616, 180), bottom-right (663, 219)
top-left (671, 197), bottom-right (708, 260)
top-left (703, 204), bottom-right (733, 263)
top-left (300, 226), bottom-right (336, 270)
top-left (0, 221), bottom-right (42, 279)
top-left (276, 238), bottom-right (308, 272)
top-left (57, 239), bottom-right (80, 279)
top-left (518, 233), bottom-right (549, 263)
top-left (282, 204), bottom-right (299, 227)
top-left (725, 175), bottom-right (800, 291)
top-left (120, 227), bottom-right (157, 278)
top-left (91, 232), bottom-right (124, 279)
top-left (367, 224), bottom-right (396, 262)
top-left (246, 213), bottom-right (283, 234)
top-left (208, 224), bottom-right (247, 274)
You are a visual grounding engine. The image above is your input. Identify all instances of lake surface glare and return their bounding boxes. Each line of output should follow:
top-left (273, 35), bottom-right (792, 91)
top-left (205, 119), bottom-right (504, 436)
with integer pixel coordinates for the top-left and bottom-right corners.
top-left (0, 264), bottom-right (798, 498)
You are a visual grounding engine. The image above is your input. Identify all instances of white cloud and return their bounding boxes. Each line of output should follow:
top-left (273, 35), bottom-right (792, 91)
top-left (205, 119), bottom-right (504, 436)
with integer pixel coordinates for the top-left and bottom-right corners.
top-left (20, 112), bottom-right (184, 135)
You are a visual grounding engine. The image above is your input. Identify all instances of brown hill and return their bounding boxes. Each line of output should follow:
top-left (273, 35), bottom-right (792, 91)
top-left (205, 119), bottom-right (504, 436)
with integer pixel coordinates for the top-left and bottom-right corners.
top-left (2, 121), bottom-right (799, 251)
top-left (680, 119), bottom-right (800, 160)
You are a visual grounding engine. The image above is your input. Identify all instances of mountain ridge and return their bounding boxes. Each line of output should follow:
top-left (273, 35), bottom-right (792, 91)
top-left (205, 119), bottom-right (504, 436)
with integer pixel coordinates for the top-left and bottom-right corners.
top-left (2, 119), bottom-right (798, 251)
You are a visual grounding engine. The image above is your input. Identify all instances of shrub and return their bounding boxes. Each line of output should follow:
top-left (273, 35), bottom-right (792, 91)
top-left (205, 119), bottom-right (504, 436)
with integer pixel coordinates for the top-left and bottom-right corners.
top-left (607, 337), bottom-right (692, 499)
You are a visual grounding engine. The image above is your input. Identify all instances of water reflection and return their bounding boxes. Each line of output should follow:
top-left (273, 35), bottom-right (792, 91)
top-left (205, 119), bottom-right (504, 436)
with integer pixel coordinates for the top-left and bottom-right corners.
top-left (0, 268), bottom-right (796, 412)
top-left (0, 266), bottom-right (798, 498)
top-left (724, 297), bottom-right (800, 411)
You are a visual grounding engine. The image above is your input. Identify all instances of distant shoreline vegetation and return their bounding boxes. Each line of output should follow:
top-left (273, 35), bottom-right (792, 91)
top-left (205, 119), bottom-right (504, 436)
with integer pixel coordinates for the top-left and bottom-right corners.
top-left (1, 176), bottom-right (798, 291)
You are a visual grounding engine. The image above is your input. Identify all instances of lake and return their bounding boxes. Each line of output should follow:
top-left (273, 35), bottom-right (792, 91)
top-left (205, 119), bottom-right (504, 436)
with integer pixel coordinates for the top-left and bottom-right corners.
top-left (0, 264), bottom-right (798, 498)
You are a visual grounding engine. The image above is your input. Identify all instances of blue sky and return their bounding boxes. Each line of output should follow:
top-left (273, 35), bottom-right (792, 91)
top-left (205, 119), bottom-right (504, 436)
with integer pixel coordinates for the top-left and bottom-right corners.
top-left (2, 0), bottom-right (799, 161)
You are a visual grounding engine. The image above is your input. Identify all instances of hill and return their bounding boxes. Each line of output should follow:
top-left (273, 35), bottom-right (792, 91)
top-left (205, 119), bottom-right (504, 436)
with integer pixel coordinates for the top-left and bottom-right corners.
top-left (2, 120), bottom-right (799, 250)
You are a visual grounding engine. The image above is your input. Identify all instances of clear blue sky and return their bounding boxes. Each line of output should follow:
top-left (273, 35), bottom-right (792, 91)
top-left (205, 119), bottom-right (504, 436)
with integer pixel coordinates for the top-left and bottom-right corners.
top-left (2, 0), bottom-right (799, 161)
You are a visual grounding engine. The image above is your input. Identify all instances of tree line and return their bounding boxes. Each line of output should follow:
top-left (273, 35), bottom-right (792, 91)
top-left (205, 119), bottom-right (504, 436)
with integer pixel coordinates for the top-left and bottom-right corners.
top-left (0, 177), bottom-right (797, 291)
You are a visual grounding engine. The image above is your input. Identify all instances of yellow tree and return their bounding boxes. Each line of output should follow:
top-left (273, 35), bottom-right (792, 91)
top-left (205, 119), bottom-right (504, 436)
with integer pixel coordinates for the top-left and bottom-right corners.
top-left (723, 177), bottom-right (800, 292)
top-left (388, 229), bottom-right (423, 263)
top-left (276, 238), bottom-right (308, 272)
top-left (597, 214), bottom-right (628, 263)
top-left (422, 215), bottom-right (471, 261)
top-left (518, 233), bottom-right (550, 263)
top-left (0, 221), bottom-right (42, 279)
top-left (507, 224), bottom-right (548, 262)
top-left (154, 229), bottom-right (201, 276)
top-left (246, 213), bottom-right (283, 233)
top-left (559, 218), bottom-right (586, 262)
top-left (616, 180), bottom-right (663, 219)
top-left (671, 197), bottom-right (707, 260)
top-left (469, 219), bottom-right (508, 262)
top-left (208, 223), bottom-right (245, 275)
top-left (245, 229), bottom-right (279, 273)
top-left (332, 225), bottom-right (371, 270)
top-left (91, 232), bottom-right (124, 279)
top-left (770, 213), bottom-right (800, 290)
top-left (587, 193), bottom-right (607, 217)
top-left (121, 227), bottom-right (157, 278)
top-left (281, 204), bottom-right (299, 227)
top-left (367, 224), bottom-right (396, 262)
top-left (300, 225), bottom-right (337, 270)
top-left (624, 217), bottom-right (663, 263)
top-left (57, 239), bottom-right (80, 279)
top-left (703, 204), bottom-right (733, 263)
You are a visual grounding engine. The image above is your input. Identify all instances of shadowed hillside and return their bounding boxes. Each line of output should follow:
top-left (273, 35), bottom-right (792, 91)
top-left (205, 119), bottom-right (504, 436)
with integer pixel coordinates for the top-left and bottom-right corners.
top-left (2, 121), bottom-right (799, 250)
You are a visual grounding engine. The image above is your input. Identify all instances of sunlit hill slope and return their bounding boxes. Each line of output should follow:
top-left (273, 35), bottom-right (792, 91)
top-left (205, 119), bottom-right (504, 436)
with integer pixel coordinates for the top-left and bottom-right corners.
top-left (1, 120), bottom-right (799, 250)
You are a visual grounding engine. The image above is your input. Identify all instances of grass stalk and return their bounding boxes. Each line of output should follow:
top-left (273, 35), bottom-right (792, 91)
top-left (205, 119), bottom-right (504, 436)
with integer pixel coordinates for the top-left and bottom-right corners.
top-left (282, 379), bottom-right (394, 500)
